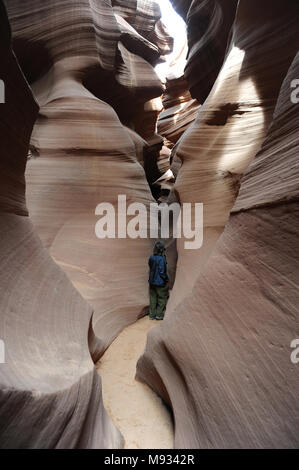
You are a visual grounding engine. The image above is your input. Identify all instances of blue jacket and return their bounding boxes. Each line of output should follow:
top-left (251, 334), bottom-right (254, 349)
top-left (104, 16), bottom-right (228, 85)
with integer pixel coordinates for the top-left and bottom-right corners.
top-left (148, 255), bottom-right (169, 287)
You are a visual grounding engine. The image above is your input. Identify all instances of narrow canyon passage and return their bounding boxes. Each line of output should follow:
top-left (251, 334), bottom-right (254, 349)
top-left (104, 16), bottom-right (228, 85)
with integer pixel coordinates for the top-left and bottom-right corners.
top-left (2, 0), bottom-right (299, 451)
top-left (96, 317), bottom-right (174, 449)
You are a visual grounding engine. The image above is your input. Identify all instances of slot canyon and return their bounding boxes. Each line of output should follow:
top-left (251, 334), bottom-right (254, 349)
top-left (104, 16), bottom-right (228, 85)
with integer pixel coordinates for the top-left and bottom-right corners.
top-left (0, 0), bottom-right (298, 450)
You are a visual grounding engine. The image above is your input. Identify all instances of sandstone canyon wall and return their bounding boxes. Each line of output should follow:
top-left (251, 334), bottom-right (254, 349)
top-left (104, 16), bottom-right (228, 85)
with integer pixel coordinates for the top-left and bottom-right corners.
top-left (1, 0), bottom-right (299, 450)
top-left (171, 0), bottom-right (238, 102)
top-left (137, 0), bottom-right (299, 448)
top-left (4, 0), bottom-right (173, 358)
top-left (166, 0), bottom-right (299, 309)
top-left (0, 1), bottom-right (122, 448)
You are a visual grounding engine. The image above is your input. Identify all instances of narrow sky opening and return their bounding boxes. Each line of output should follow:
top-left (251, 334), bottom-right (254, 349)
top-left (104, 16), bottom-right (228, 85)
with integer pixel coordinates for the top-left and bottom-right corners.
top-left (155, 0), bottom-right (187, 82)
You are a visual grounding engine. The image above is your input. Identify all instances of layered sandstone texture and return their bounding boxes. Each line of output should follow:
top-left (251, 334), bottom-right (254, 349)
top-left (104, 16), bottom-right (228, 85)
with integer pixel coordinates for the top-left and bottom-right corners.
top-left (167, 0), bottom-right (299, 308)
top-left (0, 1), bottom-right (122, 448)
top-left (157, 36), bottom-right (200, 150)
top-left (172, 0), bottom-right (238, 102)
top-left (137, 1), bottom-right (299, 448)
top-left (4, 0), bottom-right (173, 358)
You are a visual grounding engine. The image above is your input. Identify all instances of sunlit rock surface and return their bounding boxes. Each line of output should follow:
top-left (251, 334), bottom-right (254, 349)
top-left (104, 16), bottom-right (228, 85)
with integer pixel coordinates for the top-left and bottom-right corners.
top-left (171, 0), bottom-right (238, 102)
top-left (137, 2), bottom-right (299, 448)
top-left (0, 1), bottom-right (122, 449)
top-left (4, 0), bottom-right (173, 357)
top-left (158, 80), bottom-right (199, 146)
top-left (2, 0), bottom-right (299, 450)
top-left (167, 0), bottom-right (299, 310)
top-left (158, 40), bottom-right (200, 147)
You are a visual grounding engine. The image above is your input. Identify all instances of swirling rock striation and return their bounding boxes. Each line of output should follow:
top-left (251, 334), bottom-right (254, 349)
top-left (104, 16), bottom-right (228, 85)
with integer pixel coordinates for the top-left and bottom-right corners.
top-left (158, 81), bottom-right (199, 146)
top-left (4, 0), bottom-right (173, 357)
top-left (137, 1), bottom-right (299, 449)
top-left (167, 0), bottom-right (299, 310)
top-left (157, 37), bottom-right (200, 148)
top-left (171, 0), bottom-right (238, 102)
top-left (0, 1), bottom-right (122, 449)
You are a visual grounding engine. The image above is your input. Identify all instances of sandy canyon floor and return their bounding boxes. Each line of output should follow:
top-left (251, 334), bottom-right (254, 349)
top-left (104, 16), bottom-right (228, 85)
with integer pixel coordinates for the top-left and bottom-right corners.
top-left (97, 316), bottom-right (174, 449)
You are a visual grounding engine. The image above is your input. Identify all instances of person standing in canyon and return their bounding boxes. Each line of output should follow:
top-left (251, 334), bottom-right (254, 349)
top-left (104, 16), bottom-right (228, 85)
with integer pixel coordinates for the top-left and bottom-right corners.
top-left (148, 241), bottom-right (169, 320)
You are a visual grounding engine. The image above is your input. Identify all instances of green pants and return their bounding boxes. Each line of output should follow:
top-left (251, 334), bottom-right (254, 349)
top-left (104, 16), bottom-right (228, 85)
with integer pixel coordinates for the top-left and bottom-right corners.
top-left (149, 285), bottom-right (169, 319)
